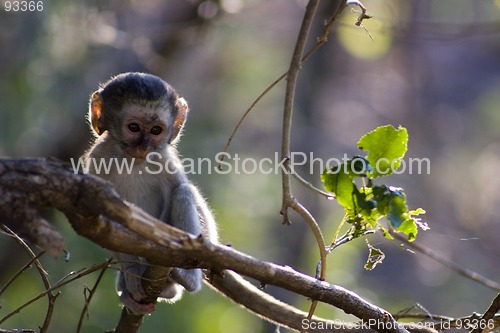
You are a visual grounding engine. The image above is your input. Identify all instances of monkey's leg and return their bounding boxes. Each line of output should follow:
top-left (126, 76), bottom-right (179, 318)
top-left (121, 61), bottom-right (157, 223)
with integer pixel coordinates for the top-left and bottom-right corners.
top-left (116, 253), bottom-right (158, 314)
top-left (169, 267), bottom-right (202, 292)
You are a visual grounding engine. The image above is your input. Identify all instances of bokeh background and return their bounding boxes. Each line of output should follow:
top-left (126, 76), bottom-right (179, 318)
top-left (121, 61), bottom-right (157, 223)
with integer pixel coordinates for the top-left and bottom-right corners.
top-left (1, 0), bottom-right (499, 332)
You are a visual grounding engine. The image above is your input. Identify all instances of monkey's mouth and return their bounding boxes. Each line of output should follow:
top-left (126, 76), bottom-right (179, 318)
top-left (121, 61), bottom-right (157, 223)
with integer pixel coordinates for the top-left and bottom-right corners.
top-left (126, 152), bottom-right (147, 160)
top-left (122, 146), bottom-right (148, 161)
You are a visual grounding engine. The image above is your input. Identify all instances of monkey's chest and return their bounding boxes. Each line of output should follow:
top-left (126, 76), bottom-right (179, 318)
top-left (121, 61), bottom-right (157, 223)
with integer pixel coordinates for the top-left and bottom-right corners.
top-left (109, 173), bottom-right (172, 219)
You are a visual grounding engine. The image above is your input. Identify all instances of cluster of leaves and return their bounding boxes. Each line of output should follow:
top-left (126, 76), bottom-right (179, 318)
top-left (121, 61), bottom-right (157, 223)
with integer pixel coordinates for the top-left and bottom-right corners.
top-left (321, 125), bottom-right (427, 245)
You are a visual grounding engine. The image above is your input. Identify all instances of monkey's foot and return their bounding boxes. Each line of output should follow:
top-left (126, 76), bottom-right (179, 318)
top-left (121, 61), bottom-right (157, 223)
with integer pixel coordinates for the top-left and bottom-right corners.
top-left (121, 291), bottom-right (156, 315)
top-left (171, 267), bottom-right (202, 292)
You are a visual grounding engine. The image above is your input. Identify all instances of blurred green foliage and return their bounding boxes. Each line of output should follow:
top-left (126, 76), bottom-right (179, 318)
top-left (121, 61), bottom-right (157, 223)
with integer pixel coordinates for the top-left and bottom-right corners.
top-left (1, 0), bottom-right (500, 332)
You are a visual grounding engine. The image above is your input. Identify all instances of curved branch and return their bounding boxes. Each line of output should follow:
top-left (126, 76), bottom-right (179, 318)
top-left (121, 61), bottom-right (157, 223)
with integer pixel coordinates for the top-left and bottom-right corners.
top-left (0, 158), bottom-right (421, 333)
top-left (280, 2), bottom-right (327, 325)
top-left (207, 270), bottom-right (342, 332)
top-left (0, 225), bottom-right (56, 332)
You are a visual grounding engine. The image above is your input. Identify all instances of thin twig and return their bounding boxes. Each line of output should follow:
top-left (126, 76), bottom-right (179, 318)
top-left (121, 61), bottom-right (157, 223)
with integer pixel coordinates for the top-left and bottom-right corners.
top-left (76, 263), bottom-right (110, 333)
top-left (328, 213), bottom-right (349, 251)
top-left (280, 1), bottom-right (355, 327)
top-left (393, 312), bottom-right (453, 322)
top-left (220, 0), bottom-right (365, 163)
top-left (0, 261), bottom-right (112, 325)
top-left (280, 0), bottom-right (323, 254)
top-left (218, 74), bottom-right (285, 168)
top-left (346, 0), bottom-right (372, 26)
top-left (470, 293), bottom-right (500, 333)
top-left (347, 0), bottom-right (373, 41)
top-left (0, 251), bottom-right (44, 296)
top-left (390, 231), bottom-right (500, 291)
top-left (289, 163), bottom-right (334, 199)
top-left (393, 311), bottom-right (500, 331)
top-left (0, 225), bottom-right (56, 332)
top-left (278, 8), bottom-right (328, 331)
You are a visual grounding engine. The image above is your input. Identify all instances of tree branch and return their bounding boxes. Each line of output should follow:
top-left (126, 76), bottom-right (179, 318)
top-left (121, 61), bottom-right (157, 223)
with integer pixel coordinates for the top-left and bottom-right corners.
top-left (279, 3), bottom-right (328, 325)
top-left (0, 226), bottom-right (57, 333)
top-left (390, 232), bottom-right (500, 291)
top-left (470, 293), bottom-right (500, 333)
top-left (0, 158), bottom-right (435, 333)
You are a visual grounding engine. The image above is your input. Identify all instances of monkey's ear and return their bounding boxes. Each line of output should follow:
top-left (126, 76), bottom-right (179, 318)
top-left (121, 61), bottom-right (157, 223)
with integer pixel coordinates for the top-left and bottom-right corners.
top-left (89, 91), bottom-right (106, 136)
top-left (171, 97), bottom-right (189, 143)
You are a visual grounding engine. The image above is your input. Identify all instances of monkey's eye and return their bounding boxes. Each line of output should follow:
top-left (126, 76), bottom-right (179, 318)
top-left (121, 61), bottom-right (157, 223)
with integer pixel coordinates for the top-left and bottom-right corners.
top-left (150, 126), bottom-right (162, 135)
top-left (128, 123), bottom-right (141, 132)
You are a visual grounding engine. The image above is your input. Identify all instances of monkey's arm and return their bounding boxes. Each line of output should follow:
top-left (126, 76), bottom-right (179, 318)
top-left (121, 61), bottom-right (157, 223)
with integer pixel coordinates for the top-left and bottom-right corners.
top-left (164, 183), bottom-right (204, 292)
top-left (168, 183), bottom-right (202, 236)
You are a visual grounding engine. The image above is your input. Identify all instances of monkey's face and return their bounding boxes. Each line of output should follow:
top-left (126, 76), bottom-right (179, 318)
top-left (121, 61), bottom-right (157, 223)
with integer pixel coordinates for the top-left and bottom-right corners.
top-left (89, 73), bottom-right (189, 159)
top-left (119, 105), bottom-right (170, 161)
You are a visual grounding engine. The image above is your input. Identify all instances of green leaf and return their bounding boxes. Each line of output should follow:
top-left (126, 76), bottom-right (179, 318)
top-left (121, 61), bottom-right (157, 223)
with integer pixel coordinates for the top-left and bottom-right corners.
top-left (364, 243), bottom-right (385, 270)
top-left (397, 217), bottom-right (418, 242)
top-left (321, 167), bottom-right (355, 211)
top-left (351, 155), bottom-right (373, 175)
top-left (372, 185), bottom-right (390, 214)
top-left (387, 188), bottom-right (406, 228)
top-left (408, 208), bottom-right (429, 230)
top-left (322, 125), bottom-right (427, 246)
top-left (409, 208), bottom-right (426, 216)
top-left (353, 187), bottom-right (378, 226)
top-left (357, 125), bottom-right (408, 177)
top-left (398, 208), bottom-right (428, 241)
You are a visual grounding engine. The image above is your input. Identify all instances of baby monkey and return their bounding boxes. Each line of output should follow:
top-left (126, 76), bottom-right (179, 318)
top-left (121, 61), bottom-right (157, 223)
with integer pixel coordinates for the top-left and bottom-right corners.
top-left (85, 72), bottom-right (217, 314)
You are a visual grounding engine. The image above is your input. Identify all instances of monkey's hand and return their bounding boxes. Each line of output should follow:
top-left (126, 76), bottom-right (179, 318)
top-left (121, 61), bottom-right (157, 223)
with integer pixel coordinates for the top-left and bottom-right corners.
top-left (117, 267), bottom-right (157, 315)
top-left (120, 289), bottom-right (156, 315)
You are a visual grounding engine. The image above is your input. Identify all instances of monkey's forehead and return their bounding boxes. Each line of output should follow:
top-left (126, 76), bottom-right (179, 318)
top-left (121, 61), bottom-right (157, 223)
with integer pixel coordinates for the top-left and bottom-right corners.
top-left (122, 99), bottom-right (174, 113)
top-left (99, 72), bottom-right (179, 104)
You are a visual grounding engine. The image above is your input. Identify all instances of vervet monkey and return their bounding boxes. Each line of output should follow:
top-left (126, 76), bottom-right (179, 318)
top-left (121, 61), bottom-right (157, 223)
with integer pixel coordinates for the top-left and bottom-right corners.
top-left (85, 72), bottom-right (217, 315)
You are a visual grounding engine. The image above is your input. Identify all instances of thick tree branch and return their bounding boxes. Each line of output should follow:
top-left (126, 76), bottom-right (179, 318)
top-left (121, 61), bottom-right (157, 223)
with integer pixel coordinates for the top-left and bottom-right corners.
top-left (0, 158), bottom-right (434, 333)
